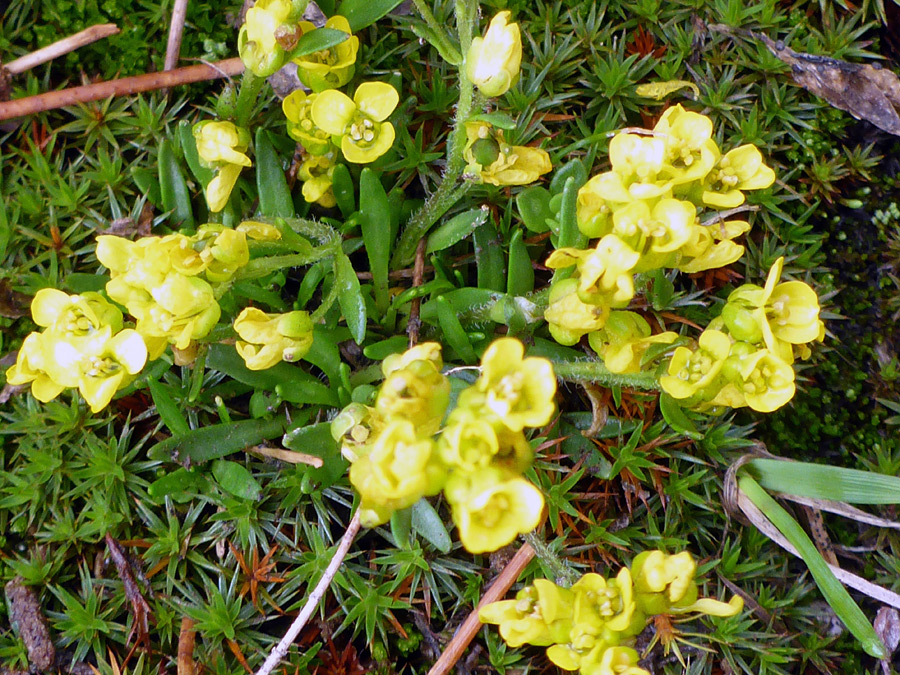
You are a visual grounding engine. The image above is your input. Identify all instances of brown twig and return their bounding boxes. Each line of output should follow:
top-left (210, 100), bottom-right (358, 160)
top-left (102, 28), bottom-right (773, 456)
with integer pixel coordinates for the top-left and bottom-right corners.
top-left (164, 0), bottom-right (190, 71)
top-left (407, 237), bottom-right (428, 347)
top-left (3, 24), bottom-right (120, 75)
top-left (0, 57), bottom-right (244, 121)
top-left (105, 534), bottom-right (151, 660)
top-left (177, 617), bottom-right (196, 675)
top-left (254, 510), bottom-right (362, 675)
top-left (427, 543), bottom-right (535, 675)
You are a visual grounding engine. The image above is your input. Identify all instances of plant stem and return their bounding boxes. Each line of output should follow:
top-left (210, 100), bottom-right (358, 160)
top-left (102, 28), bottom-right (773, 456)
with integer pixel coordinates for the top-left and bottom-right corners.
top-left (235, 70), bottom-right (264, 128)
top-left (237, 252), bottom-right (328, 280)
top-left (523, 531), bottom-right (579, 587)
top-left (410, 0), bottom-right (463, 64)
top-left (551, 360), bottom-right (662, 391)
top-left (311, 271), bottom-right (341, 323)
top-left (391, 0), bottom-right (479, 268)
top-left (254, 510), bottom-right (362, 675)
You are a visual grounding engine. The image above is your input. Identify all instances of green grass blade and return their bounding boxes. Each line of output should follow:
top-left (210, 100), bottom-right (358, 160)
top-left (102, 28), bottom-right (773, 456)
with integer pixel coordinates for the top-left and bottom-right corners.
top-left (739, 475), bottom-right (887, 659)
top-left (748, 458), bottom-right (900, 504)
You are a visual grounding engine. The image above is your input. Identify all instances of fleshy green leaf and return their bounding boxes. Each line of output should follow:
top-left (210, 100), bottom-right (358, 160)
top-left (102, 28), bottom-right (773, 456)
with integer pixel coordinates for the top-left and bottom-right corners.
top-left (426, 208), bottom-right (488, 254)
top-left (212, 460), bottom-right (262, 501)
top-left (148, 417), bottom-right (288, 463)
top-left (255, 128), bottom-right (294, 218)
top-left (334, 251), bottom-right (367, 344)
top-left (338, 0), bottom-right (404, 31)
top-left (748, 459), bottom-right (900, 505)
top-left (411, 498), bottom-right (451, 553)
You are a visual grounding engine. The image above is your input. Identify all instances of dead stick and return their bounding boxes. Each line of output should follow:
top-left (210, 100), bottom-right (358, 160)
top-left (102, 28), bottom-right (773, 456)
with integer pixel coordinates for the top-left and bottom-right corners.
top-left (427, 543), bottom-right (535, 675)
top-left (0, 57), bottom-right (245, 121)
top-left (4, 24), bottom-right (120, 75)
top-left (164, 0), bottom-right (190, 71)
top-left (254, 510), bottom-right (362, 675)
top-left (407, 236), bottom-right (427, 347)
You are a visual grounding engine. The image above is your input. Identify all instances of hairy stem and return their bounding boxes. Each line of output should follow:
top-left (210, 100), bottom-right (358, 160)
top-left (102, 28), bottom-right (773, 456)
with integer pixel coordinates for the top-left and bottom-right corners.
top-left (523, 531), bottom-right (579, 587)
top-left (551, 360), bottom-right (662, 391)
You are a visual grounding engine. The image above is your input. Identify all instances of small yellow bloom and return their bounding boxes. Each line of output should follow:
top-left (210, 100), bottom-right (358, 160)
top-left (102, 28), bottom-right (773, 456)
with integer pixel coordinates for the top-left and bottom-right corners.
top-left (592, 646), bottom-right (650, 675)
top-left (572, 568), bottom-right (636, 634)
top-left (298, 151), bottom-right (338, 207)
top-left (725, 346), bottom-right (796, 413)
top-left (30, 288), bottom-right (123, 338)
top-left (631, 550), bottom-right (697, 615)
top-left (330, 402), bottom-right (384, 463)
top-left (76, 329), bottom-right (148, 413)
top-left (659, 329), bottom-right (731, 401)
top-left (445, 468), bottom-right (544, 553)
top-left (463, 122), bottom-right (551, 186)
top-left (576, 172), bottom-right (633, 238)
top-left (293, 15), bottom-right (359, 92)
top-left (544, 277), bottom-right (610, 346)
top-left (381, 341), bottom-right (444, 377)
top-left (608, 133), bottom-right (671, 199)
top-left (466, 11), bottom-right (522, 97)
top-left (6, 333), bottom-right (69, 403)
top-left (374, 357), bottom-right (450, 435)
top-left (702, 144), bottom-right (776, 208)
top-left (479, 579), bottom-right (575, 647)
top-left (236, 221), bottom-right (283, 241)
top-left (653, 104), bottom-right (719, 186)
top-left (587, 311), bottom-right (677, 374)
top-left (283, 90), bottom-right (333, 155)
top-left (193, 121), bottom-right (252, 213)
top-left (610, 198), bottom-right (696, 270)
top-left (238, 0), bottom-right (293, 76)
top-left (233, 307), bottom-right (314, 370)
top-left (130, 274), bottom-right (221, 350)
top-left (476, 337), bottom-right (556, 432)
top-left (573, 235), bottom-right (640, 307)
top-left (349, 420), bottom-right (440, 527)
top-left (311, 82), bottom-right (399, 163)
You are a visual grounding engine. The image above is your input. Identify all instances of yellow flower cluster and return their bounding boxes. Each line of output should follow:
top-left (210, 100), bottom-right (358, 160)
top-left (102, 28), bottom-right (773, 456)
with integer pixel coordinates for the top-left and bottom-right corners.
top-left (660, 257), bottom-right (824, 413)
top-left (5, 290), bottom-right (147, 413)
top-left (480, 550), bottom-right (743, 675)
top-left (332, 338), bottom-right (557, 553)
top-left (544, 106), bottom-right (776, 362)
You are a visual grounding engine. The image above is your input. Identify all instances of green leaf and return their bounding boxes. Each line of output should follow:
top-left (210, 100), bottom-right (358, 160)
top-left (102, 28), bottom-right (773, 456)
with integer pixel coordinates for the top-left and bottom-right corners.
top-left (334, 251), bottom-right (367, 344)
top-left (516, 185), bottom-right (553, 233)
top-left (506, 228), bottom-right (535, 296)
top-left (747, 459), bottom-right (900, 505)
top-left (131, 167), bottom-right (162, 207)
top-left (255, 128), bottom-right (294, 218)
top-left (147, 417), bottom-right (288, 463)
top-left (435, 295), bottom-right (477, 364)
top-left (360, 169), bottom-right (391, 315)
top-left (390, 508), bottom-right (412, 549)
top-left (282, 422), bottom-right (347, 488)
top-left (426, 208), bottom-right (488, 254)
top-left (290, 27), bottom-right (350, 59)
top-left (338, 0), bottom-right (404, 31)
top-left (331, 163), bottom-right (356, 219)
top-left (211, 460), bottom-right (262, 501)
top-left (363, 335), bottom-right (409, 361)
top-left (148, 468), bottom-right (208, 502)
top-left (468, 112), bottom-right (517, 130)
top-left (206, 344), bottom-right (338, 407)
top-left (739, 475), bottom-right (887, 659)
top-left (550, 159), bottom-right (588, 194)
top-left (147, 378), bottom-right (190, 436)
top-left (555, 176), bottom-right (586, 251)
top-left (158, 138), bottom-right (194, 228)
top-left (473, 219), bottom-right (506, 292)
top-left (659, 393), bottom-right (703, 440)
top-left (411, 498), bottom-right (451, 553)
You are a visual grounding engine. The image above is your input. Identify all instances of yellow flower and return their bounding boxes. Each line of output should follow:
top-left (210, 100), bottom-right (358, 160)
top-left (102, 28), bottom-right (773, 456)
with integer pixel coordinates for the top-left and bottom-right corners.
top-left (463, 122), bottom-right (551, 186)
top-left (466, 11), bottom-right (522, 97)
top-left (610, 198), bottom-right (696, 270)
top-left (544, 278), bottom-right (610, 346)
top-left (29, 288), bottom-right (123, 338)
top-left (130, 274), bottom-right (221, 350)
top-left (381, 341), bottom-right (444, 377)
top-left (587, 311), bottom-right (677, 374)
top-left (237, 0), bottom-right (293, 76)
top-left (293, 15), bottom-right (359, 92)
top-left (236, 221), bottom-right (283, 241)
top-left (283, 90), bottom-right (332, 155)
top-left (728, 257), bottom-right (823, 360)
top-left (437, 408), bottom-right (500, 472)
top-left (701, 144), bottom-right (776, 208)
top-left (479, 579), bottom-right (575, 647)
top-left (6, 333), bottom-right (69, 403)
top-left (572, 568), bottom-right (636, 634)
top-left (349, 420), bottom-right (440, 527)
top-left (299, 151), bottom-right (338, 207)
top-left (375, 357), bottom-right (450, 436)
top-left (724, 346), bottom-right (796, 413)
top-left (311, 82), bottom-right (398, 163)
top-left (475, 337), bottom-right (556, 432)
top-left (659, 329), bottom-right (731, 401)
top-left (194, 225), bottom-right (251, 282)
top-left (445, 468), bottom-right (544, 553)
top-left (576, 172), bottom-right (633, 238)
top-left (608, 133), bottom-right (671, 199)
top-left (592, 646), bottom-right (650, 675)
top-left (653, 104), bottom-right (719, 186)
top-left (330, 402), bottom-right (384, 463)
top-left (233, 307), bottom-right (314, 370)
top-left (631, 550), bottom-right (697, 615)
top-left (193, 121), bottom-right (252, 213)
top-left (675, 220), bottom-right (748, 273)
top-left (570, 235), bottom-right (640, 307)
top-left (76, 329), bottom-right (148, 413)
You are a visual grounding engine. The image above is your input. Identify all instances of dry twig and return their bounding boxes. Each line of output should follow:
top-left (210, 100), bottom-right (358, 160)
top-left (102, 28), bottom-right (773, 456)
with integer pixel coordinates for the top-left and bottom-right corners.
top-left (3, 24), bottom-right (120, 75)
top-left (164, 0), bottom-right (190, 71)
